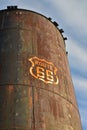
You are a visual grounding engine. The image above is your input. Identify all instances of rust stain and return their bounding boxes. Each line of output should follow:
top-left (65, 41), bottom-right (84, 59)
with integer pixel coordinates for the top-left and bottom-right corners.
top-left (29, 88), bottom-right (32, 107)
top-left (8, 85), bottom-right (14, 94)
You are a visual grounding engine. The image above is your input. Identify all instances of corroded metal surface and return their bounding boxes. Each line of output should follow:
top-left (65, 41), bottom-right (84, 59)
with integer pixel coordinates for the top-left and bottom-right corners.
top-left (0, 7), bottom-right (82, 130)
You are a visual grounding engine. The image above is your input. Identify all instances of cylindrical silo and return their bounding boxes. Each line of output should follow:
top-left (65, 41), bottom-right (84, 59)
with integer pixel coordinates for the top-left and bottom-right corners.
top-left (0, 6), bottom-right (82, 130)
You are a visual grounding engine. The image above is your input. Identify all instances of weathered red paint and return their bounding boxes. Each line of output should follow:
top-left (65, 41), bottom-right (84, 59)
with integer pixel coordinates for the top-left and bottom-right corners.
top-left (0, 7), bottom-right (82, 130)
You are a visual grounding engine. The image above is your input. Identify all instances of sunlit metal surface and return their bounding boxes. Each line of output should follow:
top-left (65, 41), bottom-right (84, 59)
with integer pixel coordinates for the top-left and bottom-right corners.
top-left (0, 7), bottom-right (82, 130)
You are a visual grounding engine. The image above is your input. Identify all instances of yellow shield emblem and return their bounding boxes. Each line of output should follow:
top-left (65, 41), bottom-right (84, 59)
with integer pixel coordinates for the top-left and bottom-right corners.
top-left (28, 57), bottom-right (59, 85)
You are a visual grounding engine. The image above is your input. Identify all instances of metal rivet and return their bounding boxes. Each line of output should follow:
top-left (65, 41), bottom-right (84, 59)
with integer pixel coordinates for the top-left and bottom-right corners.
top-left (15, 113), bottom-right (18, 116)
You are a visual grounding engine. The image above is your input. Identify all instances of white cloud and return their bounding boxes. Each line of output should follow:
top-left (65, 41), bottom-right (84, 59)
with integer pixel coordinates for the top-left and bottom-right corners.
top-left (73, 75), bottom-right (87, 93)
top-left (72, 69), bottom-right (87, 129)
top-left (50, 0), bottom-right (87, 35)
top-left (66, 38), bottom-right (87, 73)
top-left (66, 38), bottom-right (87, 130)
top-left (80, 107), bottom-right (87, 129)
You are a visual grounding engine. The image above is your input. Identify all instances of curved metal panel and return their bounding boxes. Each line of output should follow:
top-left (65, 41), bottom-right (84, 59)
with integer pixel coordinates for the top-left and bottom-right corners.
top-left (0, 8), bottom-right (82, 130)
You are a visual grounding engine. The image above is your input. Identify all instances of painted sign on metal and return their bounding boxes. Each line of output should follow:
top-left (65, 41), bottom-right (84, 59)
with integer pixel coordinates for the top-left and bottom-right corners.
top-left (28, 57), bottom-right (59, 85)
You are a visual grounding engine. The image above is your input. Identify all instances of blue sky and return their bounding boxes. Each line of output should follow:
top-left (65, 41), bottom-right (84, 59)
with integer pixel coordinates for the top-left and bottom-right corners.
top-left (0, 0), bottom-right (87, 129)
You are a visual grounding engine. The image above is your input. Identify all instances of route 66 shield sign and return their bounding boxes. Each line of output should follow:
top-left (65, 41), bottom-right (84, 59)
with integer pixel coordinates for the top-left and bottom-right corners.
top-left (28, 57), bottom-right (59, 85)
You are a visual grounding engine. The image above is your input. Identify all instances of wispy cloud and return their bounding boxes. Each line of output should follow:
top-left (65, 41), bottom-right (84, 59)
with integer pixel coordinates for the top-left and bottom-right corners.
top-left (66, 38), bottom-right (87, 129)
top-left (66, 38), bottom-right (87, 76)
top-left (67, 38), bottom-right (87, 61)
top-left (50, 0), bottom-right (87, 35)
top-left (73, 75), bottom-right (87, 94)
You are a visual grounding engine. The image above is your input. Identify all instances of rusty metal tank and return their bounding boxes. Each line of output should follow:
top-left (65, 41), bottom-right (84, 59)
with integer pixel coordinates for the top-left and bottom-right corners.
top-left (0, 6), bottom-right (82, 130)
